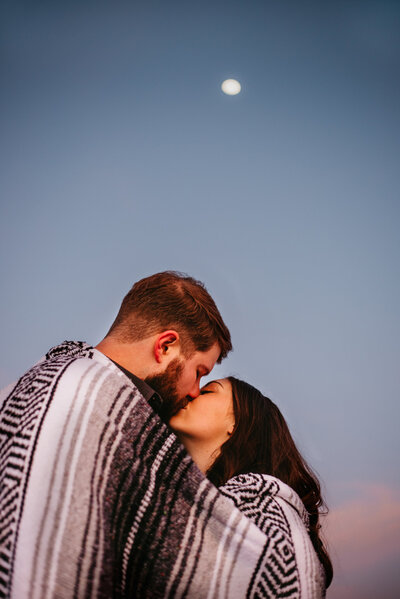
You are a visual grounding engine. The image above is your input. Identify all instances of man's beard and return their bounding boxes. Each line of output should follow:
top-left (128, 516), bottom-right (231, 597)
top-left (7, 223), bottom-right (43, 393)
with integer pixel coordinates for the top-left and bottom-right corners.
top-left (145, 357), bottom-right (189, 421)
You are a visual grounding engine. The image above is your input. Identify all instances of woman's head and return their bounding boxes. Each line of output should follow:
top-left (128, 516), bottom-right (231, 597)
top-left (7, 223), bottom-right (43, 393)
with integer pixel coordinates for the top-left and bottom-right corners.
top-left (170, 376), bottom-right (317, 492)
top-left (207, 377), bottom-right (312, 491)
top-left (168, 379), bottom-right (235, 474)
top-left (169, 376), bottom-right (333, 587)
top-left (207, 376), bottom-right (333, 587)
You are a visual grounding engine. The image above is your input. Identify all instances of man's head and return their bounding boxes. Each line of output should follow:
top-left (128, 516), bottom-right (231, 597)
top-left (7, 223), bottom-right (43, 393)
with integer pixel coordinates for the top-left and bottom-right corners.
top-left (144, 335), bottom-right (221, 419)
top-left (98, 271), bottom-right (232, 417)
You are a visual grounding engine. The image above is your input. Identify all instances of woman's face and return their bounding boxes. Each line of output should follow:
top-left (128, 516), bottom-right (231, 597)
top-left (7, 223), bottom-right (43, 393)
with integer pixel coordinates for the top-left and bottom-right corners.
top-left (169, 378), bottom-right (235, 446)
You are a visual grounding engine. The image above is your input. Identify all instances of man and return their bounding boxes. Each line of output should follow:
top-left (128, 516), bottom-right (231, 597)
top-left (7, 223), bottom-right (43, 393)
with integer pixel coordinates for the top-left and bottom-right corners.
top-left (0, 272), bottom-right (271, 598)
top-left (95, 270), bottom-right (231, 421)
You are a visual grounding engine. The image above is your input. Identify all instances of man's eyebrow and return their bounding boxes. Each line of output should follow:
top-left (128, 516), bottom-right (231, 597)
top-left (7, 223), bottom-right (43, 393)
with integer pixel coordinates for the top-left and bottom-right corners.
top-left (199, 365), bottom-right (210, 375)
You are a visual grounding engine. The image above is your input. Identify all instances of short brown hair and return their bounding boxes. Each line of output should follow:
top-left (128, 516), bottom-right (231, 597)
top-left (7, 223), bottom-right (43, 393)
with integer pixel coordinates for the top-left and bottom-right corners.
top-left (107, 271), bottom-right (232, 362)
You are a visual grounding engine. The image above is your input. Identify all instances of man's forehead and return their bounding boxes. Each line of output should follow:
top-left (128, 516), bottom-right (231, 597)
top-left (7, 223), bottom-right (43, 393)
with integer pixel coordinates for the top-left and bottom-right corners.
top-left (187, 342), bottom-right (220, 369)
top-left (197, 343), bottom-right (221, 369)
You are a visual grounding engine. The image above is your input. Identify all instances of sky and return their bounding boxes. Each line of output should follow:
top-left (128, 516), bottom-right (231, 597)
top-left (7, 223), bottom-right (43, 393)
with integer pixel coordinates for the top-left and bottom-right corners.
top-left (1, 1), bottom-right (399, 596)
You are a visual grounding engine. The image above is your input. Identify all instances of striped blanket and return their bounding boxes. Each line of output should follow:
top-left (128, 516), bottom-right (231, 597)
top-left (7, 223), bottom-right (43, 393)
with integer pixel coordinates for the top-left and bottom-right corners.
top-left (221, 474), bottom-right (326, 598)
top-left (0, 341), bottom-right (323, 598)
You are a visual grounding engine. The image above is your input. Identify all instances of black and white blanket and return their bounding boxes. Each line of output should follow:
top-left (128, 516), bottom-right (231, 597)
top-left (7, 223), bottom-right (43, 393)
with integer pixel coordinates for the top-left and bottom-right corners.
top-left (0, 341), bottom-right (324, 598)
top-left (221, 474), bottom-right (326, 598)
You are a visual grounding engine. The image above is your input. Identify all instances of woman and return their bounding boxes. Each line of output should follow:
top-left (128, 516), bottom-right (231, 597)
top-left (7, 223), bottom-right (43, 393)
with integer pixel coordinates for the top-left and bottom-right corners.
top-left (169, 377), bottom-right (333, 596)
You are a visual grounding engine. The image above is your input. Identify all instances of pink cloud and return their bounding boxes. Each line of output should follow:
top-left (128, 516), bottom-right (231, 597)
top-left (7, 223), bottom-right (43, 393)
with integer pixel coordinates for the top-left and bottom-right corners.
top-left (322, 482), bottom-right (400, 598)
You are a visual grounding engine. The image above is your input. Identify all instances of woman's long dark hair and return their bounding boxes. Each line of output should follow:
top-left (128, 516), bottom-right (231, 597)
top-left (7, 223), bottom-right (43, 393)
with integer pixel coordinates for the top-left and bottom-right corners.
top-left (206, 377), bottom-right (333, 588)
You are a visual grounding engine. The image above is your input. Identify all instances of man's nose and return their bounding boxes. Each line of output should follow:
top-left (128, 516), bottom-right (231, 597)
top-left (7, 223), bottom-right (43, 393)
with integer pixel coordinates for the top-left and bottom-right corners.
top-left (187, 382), bottom-right (200, 399)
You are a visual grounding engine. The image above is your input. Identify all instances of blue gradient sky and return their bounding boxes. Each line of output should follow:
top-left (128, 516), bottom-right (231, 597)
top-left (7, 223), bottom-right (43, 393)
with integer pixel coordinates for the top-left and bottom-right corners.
top-left (1, 1), bottom-right (399, 596)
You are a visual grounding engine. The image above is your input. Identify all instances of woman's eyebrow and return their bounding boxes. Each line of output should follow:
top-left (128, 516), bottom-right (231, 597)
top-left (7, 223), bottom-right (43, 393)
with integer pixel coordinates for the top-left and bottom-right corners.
top-left (204, 380), bottom-right (223, 389)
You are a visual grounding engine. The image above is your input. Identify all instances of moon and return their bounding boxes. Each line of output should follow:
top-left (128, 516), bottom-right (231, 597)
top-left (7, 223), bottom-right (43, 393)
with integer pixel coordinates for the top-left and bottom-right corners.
top-left (221, 79), bottom-right (241, 95)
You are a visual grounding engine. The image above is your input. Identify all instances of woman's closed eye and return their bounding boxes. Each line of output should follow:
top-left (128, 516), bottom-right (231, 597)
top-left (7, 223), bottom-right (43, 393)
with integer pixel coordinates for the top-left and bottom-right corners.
top-left (199, 389), bottom-right (212, 395)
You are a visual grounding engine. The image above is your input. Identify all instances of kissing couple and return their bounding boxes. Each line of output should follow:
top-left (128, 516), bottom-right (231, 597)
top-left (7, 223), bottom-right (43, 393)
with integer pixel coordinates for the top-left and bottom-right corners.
top-left (0, 271), bottom-right (332, 598)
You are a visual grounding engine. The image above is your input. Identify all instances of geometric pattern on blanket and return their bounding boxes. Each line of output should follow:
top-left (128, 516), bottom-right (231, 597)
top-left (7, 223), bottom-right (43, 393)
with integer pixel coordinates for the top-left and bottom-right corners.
top-left (0, 341), bottom-right (325, 598)
top-left (221, 474), bottom-right (300, 598)
top-left (220, 473), bottom-right (324, 599)
top-left (0, 342), bottom-right (92, 599)
top-left (0, 341), bottom-right (274, 599)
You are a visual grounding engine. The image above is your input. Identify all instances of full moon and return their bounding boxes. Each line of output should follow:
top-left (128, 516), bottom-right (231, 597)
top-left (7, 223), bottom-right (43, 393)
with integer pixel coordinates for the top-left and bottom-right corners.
top-left (221, 79), bottom-right (241, 95)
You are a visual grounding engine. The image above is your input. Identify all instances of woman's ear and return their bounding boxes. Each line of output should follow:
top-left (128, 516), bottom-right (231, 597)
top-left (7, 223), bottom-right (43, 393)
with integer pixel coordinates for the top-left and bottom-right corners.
top-left (153, 330), bottom-right (180, 364)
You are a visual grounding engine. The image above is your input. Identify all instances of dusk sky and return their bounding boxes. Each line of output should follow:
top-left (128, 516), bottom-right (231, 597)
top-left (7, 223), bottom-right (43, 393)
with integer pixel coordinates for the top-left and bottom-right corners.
top-left (1, 1), bottom-right (399, 596)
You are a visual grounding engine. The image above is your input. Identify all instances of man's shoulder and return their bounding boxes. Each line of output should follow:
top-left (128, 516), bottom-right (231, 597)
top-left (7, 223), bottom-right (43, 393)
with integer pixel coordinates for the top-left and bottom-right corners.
top-left (43, 341), bottom-right (145, 393)
top-left (45, 340), bottom-right (94, 362)
top-left (1, 341), bottom-right (145, 407)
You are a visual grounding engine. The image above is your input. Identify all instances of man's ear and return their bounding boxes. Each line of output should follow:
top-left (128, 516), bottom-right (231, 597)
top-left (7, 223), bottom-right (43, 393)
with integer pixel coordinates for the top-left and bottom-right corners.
top-left (153, 330), bottom-right (180, 364)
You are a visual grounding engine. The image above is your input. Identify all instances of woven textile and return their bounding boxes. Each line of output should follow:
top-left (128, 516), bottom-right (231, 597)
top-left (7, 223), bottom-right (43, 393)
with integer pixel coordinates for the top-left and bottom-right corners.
top-left (220, 473), bottom-right (326, 598)
top-left (0, 341), bottom-right (274, 598)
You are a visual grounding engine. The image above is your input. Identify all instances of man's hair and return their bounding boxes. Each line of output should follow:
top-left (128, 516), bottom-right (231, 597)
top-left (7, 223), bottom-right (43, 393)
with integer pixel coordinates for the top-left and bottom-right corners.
top-left (106, 271), bottom-right (232, 363)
